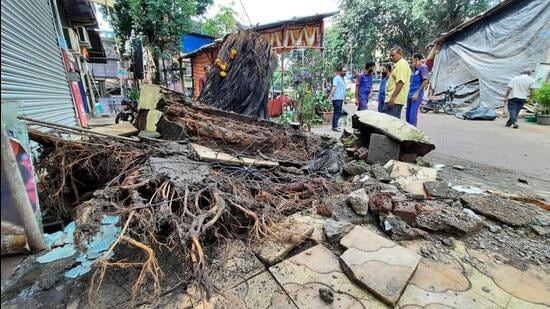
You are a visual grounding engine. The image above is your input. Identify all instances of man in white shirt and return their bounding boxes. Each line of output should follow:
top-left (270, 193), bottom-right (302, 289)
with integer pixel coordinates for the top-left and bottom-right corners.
top-left (504, 69), bottom-right (536, 128)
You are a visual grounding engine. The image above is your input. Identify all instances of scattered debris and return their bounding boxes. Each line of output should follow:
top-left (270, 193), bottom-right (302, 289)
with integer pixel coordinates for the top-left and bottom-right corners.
top-left (452, 165), bottom-right (465, 171)
top-left (323, 219), bottom-right (354, 243)
top-left (368, 192), bottom-right (394, 215)
top-left (342, 160), bottom-right (368, 176)
top-left (424, 181), bottom-right (456, 199)
top-left (385, 160), bottom-right (438, 196)
top-left (452, 185), bottom-right (485, 194)
top-left (416, 206), bottom-right (483, 235)
top-left (462, 194), bottom-right (548, 227)
top-left (319, 288), bottom-right (335, 304)
top-left (382, 214), bottom-right (428, 241)
top-left (370, 163), bottom-right (391, 183)
top-left (346, 188), bottom-right (370, 216)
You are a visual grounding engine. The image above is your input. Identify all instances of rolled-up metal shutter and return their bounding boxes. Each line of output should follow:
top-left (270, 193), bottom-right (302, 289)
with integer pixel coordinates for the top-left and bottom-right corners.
top-left (1, 0), bottom-right (78, 126)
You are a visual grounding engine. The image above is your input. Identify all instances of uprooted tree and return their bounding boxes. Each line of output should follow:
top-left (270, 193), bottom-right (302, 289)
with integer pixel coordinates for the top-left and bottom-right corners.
top-left (199, 31), bottom-right (277, 118)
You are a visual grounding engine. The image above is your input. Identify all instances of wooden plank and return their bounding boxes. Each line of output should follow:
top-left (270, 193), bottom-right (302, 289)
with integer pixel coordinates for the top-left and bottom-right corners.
top-left (90, 122), bottom-right (138, 137)
top-left (191, 143), bottom-right (278, 168)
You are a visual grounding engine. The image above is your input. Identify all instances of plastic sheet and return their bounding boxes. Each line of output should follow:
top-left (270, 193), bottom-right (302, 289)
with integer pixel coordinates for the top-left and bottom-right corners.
top-left (432, 0), bottom-right (550, 108)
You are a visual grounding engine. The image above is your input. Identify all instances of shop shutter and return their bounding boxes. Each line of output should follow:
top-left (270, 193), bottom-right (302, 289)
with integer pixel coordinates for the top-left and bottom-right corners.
top-left (1, 0), bottom-right (78, 126)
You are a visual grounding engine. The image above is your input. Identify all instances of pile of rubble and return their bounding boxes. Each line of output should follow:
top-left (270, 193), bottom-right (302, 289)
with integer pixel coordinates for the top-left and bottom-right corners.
top-left (2, 96), bottom-right (549, 308)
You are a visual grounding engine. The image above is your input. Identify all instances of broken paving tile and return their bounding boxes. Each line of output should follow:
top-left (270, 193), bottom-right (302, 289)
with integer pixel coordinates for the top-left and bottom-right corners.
top-left (288, 214), bottom-right (326, 243)
top-left (254, 219), bottom-right (313, 265)
top-left (382, 214), bottom-right (427, 241)
top-left (36, 244), bottom-right (76, 264)
top-left (208, 272), bottom-right (296, 308)
top-left (462, 194), bottom-right (547, 227)
top-left (339, 226), bottom-right (421, 306)
top-left (385, 160), bottom-right (438, 197)
top-left (269, 244), bottom-right (387, 308)
top-left (323, 219), bottom-right (354, 243)
top-left (207, 239), bottom-right (264, 291)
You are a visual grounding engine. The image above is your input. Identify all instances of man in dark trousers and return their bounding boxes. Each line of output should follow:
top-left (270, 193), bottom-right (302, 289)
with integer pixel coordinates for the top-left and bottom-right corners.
top-left (327, 66), bottom-right (347, 132)
top-left (355, 61), bottom-right (375, 111)
top-left (504, 69), bottom-right (536, 129)
top-left (406, 53), bottom-right (429, 126)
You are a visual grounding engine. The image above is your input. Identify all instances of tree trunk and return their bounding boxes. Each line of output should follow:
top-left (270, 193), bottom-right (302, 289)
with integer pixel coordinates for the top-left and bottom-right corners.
top-left (153, 57), bottom-right (161, 85)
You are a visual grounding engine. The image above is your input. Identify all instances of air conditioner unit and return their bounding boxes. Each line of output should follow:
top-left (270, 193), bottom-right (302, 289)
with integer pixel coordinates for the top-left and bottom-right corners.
top-left (76, 26), bottom-right (91, 48)
top-left (62, 27), bottom-right (80, 52)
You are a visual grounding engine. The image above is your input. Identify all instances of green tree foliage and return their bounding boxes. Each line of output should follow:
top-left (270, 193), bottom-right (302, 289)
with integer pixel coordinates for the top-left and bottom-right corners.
top-left (327, 0), bottom-right (497, 68)
top-left (103, 0), bottom-right (213, 82)
top-left (201, 4), bottom-right (238, 38)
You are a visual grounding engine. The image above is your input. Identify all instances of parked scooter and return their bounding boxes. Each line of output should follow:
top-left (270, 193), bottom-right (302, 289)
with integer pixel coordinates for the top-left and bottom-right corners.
top-left (420, 86), bottom-right (460, 115)
top-left (115, 98), bottom-right (138, 124)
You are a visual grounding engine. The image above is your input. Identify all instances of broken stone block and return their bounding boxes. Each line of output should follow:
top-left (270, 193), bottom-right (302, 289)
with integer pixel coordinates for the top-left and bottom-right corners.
top-left (346, 188), bottom-right (370, 216)
top-left (382, 214), bottom-right (428, 241)
top-left (461, 194), bottom-right (547, 227)
top-left (343, 161), bottom-right (368, 176)
top-left (288, 214), bottom-right (326, 243)
top-left (415, 206), bottom-right (483, 235)
top-left (424, 181), bottom-right (456, 199)
top-left (368, 192), bottom-right (393, 215)
top-left (254, 219), bottom-right (314, 265)
top-left (352, 110), bottom-right (435, 157)
top-left (367, 133), bottom-right (401, 165)
top-left (392, 202), bottom-right (419, 225)
top-left (385, 160), bottom-right (438, 196)
top-left (531, 225), bottom-right (550, 236)
top-left (370, 163), bottom-right (391, 183)
top-left (323, 219), bottom-right (354, 243)
top-left (339, 226), bottom-right (421, 306)
top-left (269, 244), bottom-right (386, 308)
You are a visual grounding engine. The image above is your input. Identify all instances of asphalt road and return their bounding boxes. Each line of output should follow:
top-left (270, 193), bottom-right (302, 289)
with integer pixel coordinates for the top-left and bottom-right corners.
top-left (312, 102), bottom-right (550, 180)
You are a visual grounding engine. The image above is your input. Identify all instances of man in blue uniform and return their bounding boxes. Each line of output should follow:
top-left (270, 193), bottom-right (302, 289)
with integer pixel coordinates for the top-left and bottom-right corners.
top-left (406, 53), bottom-right (429, 126)
top-left (378, 63), bottom-right (392, 113)
top-left (355, 62), bottom-right (375, 111)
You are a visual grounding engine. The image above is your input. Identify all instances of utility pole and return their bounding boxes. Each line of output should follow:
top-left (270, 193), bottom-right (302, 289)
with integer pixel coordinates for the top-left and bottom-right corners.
top-left (1, 127), bottom-right (45, 252)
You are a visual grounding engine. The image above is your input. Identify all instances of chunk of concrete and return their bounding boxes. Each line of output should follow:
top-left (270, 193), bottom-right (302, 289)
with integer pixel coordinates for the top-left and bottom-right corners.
top-left (288, 214), bottom-right (326, 243)
top-left (382, 214), bottom-right (428, 241)
top-left (367, 133), bottom-right (400, 165)
top-left (343, 161), bottom-right (368, 176)
top-left (415, 206), bottom-right (483, 235)
top-left (323, 219), bottom-right (354, 243)
top-left (385, 160), bottom-right (438, 196)
top-left (370, 163), bottom-right (391, 183)
top-left (339, 226), bottom-right (421, 306)
top-left (346, 188), bottom-right (370, 216)
top-left (368, 192), bottom-right (393, 215)
top-left (352, 110), bottom-right (435, 156)
top-left (269, 244), bottom-right (387, 308)
top-left (461, 194), bottom-right (546, 227)
top-left (424, 181), bottom-right (456, 199)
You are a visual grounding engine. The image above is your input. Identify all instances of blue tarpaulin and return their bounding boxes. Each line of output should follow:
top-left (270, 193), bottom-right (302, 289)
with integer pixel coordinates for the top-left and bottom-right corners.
top-left (181, 33), bottom-right (214, 54)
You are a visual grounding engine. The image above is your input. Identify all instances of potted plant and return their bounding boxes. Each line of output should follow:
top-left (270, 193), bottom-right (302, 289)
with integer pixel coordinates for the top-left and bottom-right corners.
top-left (534, 82), bottom-right (550, 125)
top-left (314, 90), bottom-right (333, 123)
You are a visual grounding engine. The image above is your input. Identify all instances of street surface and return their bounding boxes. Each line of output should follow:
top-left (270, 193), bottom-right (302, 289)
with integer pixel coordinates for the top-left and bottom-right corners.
top-left (312, 102), bottom-right (550, 180)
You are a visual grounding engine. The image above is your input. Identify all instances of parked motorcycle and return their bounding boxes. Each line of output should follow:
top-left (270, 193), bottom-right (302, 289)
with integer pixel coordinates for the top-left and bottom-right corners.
top-left (420, 86), bottom-right (460, 115)
top-left (115, 98), bottom-right (138, 124)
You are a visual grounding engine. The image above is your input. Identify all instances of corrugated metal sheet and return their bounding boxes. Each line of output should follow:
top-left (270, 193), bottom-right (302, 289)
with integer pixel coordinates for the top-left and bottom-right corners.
top-left (1, 0), bottom-right (78, 126)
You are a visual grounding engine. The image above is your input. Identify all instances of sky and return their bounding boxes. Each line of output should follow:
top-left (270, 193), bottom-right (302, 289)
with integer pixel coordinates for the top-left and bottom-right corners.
top-left (97, 0), bottom-right (339, 31)
top-left (207, 0), bottom-right (339, 26)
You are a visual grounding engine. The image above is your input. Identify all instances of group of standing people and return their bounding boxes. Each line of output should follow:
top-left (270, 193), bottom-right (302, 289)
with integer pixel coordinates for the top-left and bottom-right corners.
top-left (328, 46), bottom-right (434, 131)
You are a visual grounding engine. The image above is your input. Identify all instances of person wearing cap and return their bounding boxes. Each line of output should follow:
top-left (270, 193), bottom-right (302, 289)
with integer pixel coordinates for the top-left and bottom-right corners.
top-left (504, 69), bottom-right (536, 129)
